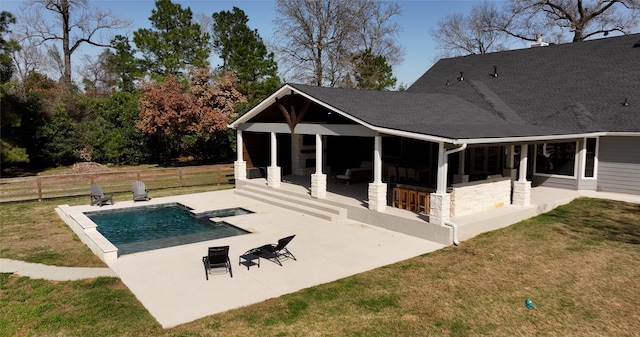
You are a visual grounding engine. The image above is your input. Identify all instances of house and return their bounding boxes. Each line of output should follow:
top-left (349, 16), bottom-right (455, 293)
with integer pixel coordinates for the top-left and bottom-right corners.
top-left (229, 33), bottom-right (640, 227)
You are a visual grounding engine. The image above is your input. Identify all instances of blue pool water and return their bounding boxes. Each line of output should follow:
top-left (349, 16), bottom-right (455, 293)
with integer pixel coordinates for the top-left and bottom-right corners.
top-left (85, 203), bottom-right (252, 255)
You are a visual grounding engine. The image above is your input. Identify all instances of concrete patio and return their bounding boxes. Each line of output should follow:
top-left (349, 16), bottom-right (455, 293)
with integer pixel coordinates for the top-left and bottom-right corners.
top-left (53, 181), bottom-right (640, 329)
top-left (79, 189), bottom-right (445, 328)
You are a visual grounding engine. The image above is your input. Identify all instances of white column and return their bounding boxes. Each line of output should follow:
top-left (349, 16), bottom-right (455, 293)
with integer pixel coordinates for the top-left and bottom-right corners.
top-left (518, 145), bottom-right (528, 182)
top-left (267, 132), bottom-right (281, 188)
top-left (315, 134), bottom-right (323, 175)
top-left (368, 135), bottom-right (387, 211)
top-left (311, 134), bottom-right (326, 198)
top-left (234, 130), bottom-right (246, 180)
top-left (513, 144), bottom-right (531, 206)
top-left (435, 142), bottom-right (448, 194)
top-left (430, 142), bottom-right (451, 225)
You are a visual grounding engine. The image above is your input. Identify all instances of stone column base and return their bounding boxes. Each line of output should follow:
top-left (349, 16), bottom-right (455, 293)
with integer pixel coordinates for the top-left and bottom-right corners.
top-left (429, 193), bottom-right (451, 225)
top-left (311, 173), bottom-right (327, 199)
top-left (267, 166), bottom-right (281, 188)
top-left (512, 180), bottom-right (531, 206)
top-left (234, 161), bottom-right (247, 181)
top-left (368, 182), bottom-right (387, 212)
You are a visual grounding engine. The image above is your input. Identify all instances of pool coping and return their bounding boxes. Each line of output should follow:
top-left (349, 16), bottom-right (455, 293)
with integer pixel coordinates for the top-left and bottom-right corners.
top-left (56, 204), bottom-right (120, 261)
top-left (56, 200), bottom-right (256, 262)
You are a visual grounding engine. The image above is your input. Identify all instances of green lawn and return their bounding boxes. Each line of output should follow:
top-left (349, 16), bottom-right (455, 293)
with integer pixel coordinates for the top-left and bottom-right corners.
top-left (1, 196), bottom-right (639, 336)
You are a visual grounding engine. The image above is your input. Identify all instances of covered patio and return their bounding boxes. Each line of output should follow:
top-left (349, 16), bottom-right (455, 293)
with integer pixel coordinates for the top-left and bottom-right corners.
top-left (229, 84), bottom-right (603, 239)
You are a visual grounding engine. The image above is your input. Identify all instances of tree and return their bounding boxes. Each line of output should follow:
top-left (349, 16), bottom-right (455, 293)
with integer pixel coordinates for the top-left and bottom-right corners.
top-left (211, 7), bottom-right (280, 103)
top-left (37, 107), bottom-right (81, 166)
top-left (137, 65), bottom-right (246, 161)
top-left (17, 0), bottom-right (130, 85)
top-left (432, 0), bottom-right (640, 55)
top-left (133, 0), bottom-right (210, 78)
top-left (1, 11), bottom-right (20, 83)
top-left (351, 49), bottom-right (396, 90)
top-left (273, 0), bottom-right (402, 87)
top-left (106, 35), bottom-right (140, 93)
top-left (502, 0), bottom-right (640, 42)
top-left (1, 12), bottom-right (30, 167)
top-left (79, 49), bottom-right (118, 94)
top-left (431, 2), bottom-right (509, 57)
top-left (77, 92), bottom-right (148, 164)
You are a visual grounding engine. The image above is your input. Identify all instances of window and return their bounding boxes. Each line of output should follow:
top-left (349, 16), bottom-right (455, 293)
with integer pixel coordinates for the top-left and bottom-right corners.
top-left (584, 138), bottom-right (597, 178)
top-left (536, 142), bottom-right (576, 176)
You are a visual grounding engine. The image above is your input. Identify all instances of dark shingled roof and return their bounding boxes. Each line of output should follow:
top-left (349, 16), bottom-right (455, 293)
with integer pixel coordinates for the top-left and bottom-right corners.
top-left (285, 33), bottom-right (640, 141)
top-left (288, 84), bottom-right (569, 139)
top-left (407, 33), bottom-right (640, 134)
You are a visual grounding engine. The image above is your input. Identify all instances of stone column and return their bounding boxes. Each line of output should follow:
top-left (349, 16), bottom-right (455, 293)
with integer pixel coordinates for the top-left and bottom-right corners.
top-left (512, 144), bottom-right (530, 206)
top-left (311, 134), bottom-right (327, 198)
top-left (513, 180), bottom-right (531, 206)
top-left (267, 132), bottom-right (281, 188)
top-left (429, 193), bottom-right (451, 225)
top-left (234, 130), bottom-right (247, 180)
top-left (368, 135), bottom-right (387, 211)
top-left (430, 142), bottom-right (452, 224)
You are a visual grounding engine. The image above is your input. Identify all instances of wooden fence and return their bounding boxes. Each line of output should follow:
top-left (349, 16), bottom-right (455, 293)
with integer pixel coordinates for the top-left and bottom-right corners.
top-left (0, 164), bottom-right (235, 203)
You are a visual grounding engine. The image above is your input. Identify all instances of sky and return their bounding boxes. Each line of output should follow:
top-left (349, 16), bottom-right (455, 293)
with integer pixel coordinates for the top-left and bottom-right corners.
top-left (2, 0), bottom-right (522, 88)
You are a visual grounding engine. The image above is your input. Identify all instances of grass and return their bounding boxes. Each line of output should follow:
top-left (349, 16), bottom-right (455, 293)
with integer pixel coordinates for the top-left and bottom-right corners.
top-left (1, 197), bottom-right (639, 336)
top-left (0, 184), bottom-right (234, 267)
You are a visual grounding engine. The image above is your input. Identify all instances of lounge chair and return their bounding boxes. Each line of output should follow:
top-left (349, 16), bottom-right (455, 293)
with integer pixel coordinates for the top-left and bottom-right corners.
top-left (90, 184), bottom-right (114, 206)
top-left (132, 180), bottom-right (150, 201)
top-left (203, 246), bottom-right (233, 279)
top-left (245, 235), bottom-right (297, 266)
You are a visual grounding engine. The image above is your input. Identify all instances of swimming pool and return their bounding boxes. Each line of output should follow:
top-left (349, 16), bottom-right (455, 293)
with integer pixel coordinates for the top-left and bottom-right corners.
top-left (84, 203), bottom-right (252, 255)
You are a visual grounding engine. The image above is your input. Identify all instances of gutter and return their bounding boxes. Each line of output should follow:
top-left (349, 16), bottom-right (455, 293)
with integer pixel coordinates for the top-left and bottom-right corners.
top-left (445, 143), bottom-right (467, 155)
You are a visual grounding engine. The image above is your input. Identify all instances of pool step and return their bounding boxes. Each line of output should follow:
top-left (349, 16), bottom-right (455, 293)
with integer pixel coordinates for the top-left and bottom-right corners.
top-left (234, 183), bottom-right (347, 221)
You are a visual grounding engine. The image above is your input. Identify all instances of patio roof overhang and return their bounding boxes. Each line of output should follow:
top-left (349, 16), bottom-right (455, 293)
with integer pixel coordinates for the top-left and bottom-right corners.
top-left (229, 84), bottom-right (638, 146)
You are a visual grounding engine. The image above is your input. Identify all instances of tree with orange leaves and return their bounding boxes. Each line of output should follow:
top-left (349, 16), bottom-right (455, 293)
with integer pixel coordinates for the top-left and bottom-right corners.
top-left (137, 65), bottom-right (246, 161)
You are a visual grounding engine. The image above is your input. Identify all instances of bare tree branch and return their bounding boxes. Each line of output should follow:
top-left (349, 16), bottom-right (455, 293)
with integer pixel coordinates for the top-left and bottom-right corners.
top-left (16, 0), bottom-right (130, 85)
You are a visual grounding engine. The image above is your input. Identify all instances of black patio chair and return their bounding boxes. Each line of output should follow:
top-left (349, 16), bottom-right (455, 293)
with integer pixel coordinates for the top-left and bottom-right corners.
top-left (245, 235), bottom-right (297, 266)
top-left (90, 184), bottom-right (114, 206)
top-left (203, 246), bottom-right (233, 279)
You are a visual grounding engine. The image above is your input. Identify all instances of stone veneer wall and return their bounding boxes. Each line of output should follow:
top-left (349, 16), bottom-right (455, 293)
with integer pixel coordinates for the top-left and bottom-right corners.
top-left (451, 178), bottom-right (511, 217)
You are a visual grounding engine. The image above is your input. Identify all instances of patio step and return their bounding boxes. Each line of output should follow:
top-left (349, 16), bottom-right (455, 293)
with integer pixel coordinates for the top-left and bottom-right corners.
top-left (234, 183), bottom-right (347, 221)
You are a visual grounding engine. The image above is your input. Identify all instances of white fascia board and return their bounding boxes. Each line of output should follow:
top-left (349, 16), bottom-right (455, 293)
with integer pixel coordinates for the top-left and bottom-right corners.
top-left (600, 132), bottom-right (640, 137)
top-left (452, 132), bottom-right (609, 145)
top-left (228, 84), bottom-right (295, 129)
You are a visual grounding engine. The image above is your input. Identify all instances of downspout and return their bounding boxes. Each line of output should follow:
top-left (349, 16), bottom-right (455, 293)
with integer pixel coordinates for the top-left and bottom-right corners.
top-left (445, 221), bottom-right (460, 246)
top-left (444, 143), bottom-right (466, 246)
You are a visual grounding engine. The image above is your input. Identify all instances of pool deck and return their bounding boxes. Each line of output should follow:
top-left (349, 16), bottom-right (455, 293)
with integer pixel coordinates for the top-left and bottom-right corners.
top-left (44, 185), bottom-right (640, 329)
top-left (81, 189), bottom-right (445, 328)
